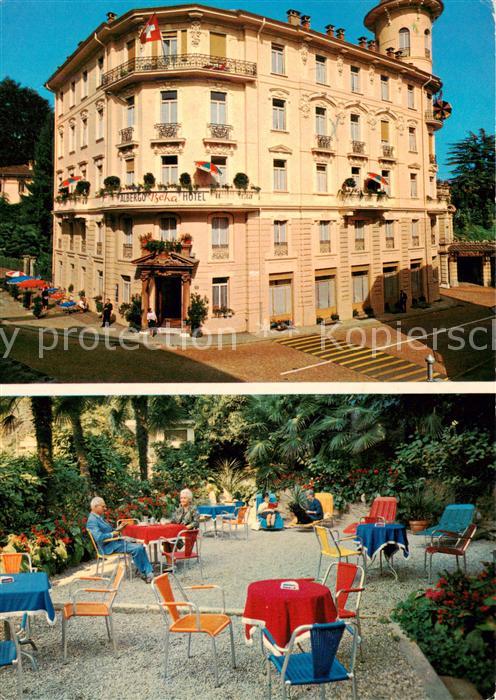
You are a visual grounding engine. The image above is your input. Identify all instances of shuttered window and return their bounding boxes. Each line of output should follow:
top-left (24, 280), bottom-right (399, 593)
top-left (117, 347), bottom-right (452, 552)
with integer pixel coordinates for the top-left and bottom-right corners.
top-left (210, 32), bottom-right (226, 57)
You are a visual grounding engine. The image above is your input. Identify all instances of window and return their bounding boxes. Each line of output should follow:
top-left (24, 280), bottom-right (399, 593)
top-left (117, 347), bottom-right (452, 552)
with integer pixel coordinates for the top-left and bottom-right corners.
top-left (69, 123), bottom-right (76, 152)
top-left (272, 99), bottom-right (286, 131)
top-left (351, 66), bottom-right (360, 93)
top-left (58, 129), bottom-right (64, 155)
top-left (96, 269), bottom-right (104, 297)
top-left (70, 81), bottom-right (76, 106)
top-left (97, 107), bottom-right (104, 139)
top-left (350, 114), bottom-right (360, 141)
top-left (316, 164), bottom-right (327, 193)
top-left (273, 221), bottom-right (287, 253)
top-left (315, 107), bottom-right (327, 135)
top-left (315, 276), bottom-right (336, 310)
top-left (161, 90), bottom-right (178, 123)
top-left (273, 160), bottom-right (287, 191)
top-left (125, 159), bottom-right (134, 187)
top-left (381, 75), bottom-right (390, 101)
top-left (210, 91), bottom-right (226, 125)
top-left (81, 70), bottom-right (88, 98)
top-left (161, 155), bottom-right (178, 184)
top-left (385, 221), bottom-right (394, 249)
top-left (382, 169), bottom-right (391, 196)
top-left (211, 156), bottom-right (227, 186)
top-left (162, 31), bottom-right (178, 57)
top-left (126, 96), bottom-right (135, 128)
top-left (122, 275), bottom-right (131, 303)
top-left (412, 220), bottom-right (420, 246)
top-left (354, 221), bottom-right (365, 251)
top-left (424, 29), bottom-right (431, 58)
top-left (18, 180), bottom-right (25, 195)
top-left (96, 221), bottom-right (103, 256)
top-left (114, 284), bottom-right (119, 303)
top-left (271, 44), bottom-right (285, 74)
top-left (316, 55), bottom-right (327, 84)
top-left (122, 217), bottom-right (133, 258)
top-left (58, 91), bottom-right (64, 114)
top-left (408, 127), bottom-right (417, 152)
top-left (95, 161), bottom-right (103, 189)
top-left (351, 166), bottom-right (361, 184)
top-left (211, 217), bottom-right (229, 248)
top-left (430, 176), bottom-right (435, 199)
top-left (97, 56), bottom-right (104, 84)
top-left (411, 262), bottom-right (423, 299)
top-left (81, 117), bottom-right (88, 147)
top-left (212, 277), bottom-right (228, 308)
top-left (399, 28), bottom-right (410, 55)
top-left (210, 32), bottom-right (226, 57)
top-left (384, 266), bottom-right (399, 303)
top-left (380, 120), bottom-right (390, 144)
top-left (352, 270), bottom-right (369, 304)
top-left (407, 85), bottom-right (415, 109)
top-left (270, 278), bottom-right (292, 317)
top-left (319, 221), bottom-right (331, 253)
top-left (160, 217), bottom-right (177, 242)
top-left (410, 173), bottom-right (418, 198)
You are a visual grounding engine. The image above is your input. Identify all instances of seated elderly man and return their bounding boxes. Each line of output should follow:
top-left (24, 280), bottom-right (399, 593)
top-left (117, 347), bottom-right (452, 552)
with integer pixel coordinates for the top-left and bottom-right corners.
top-left (86, 496), bottom-right (154, 583)
top-left (290, 489), bottom-right (323, 525)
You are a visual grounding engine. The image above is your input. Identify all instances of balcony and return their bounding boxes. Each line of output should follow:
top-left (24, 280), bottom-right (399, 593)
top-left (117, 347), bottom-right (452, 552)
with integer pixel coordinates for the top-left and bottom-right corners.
top-left (381, 144), bottom-right (395, 160)
top-left (349, 141), bottom-right (367, 159)
top-left (96, 242), bottom-right (103, 256)
top-left (120, 127), bottom-right (134, 143)
top-left (312, 135), bottom-right (334, 157)
top-left (429, 154), bottom-right (437, 165)
top-left (151, 123), bottom-right (185, 153)
top-left (274, 242), bottom-right (288, 256)
top-left (97, 186), bottom-right (261, 210)
top-left (425, 110), bottom-right (443, 130)
top-left (355, 239), bottom-right (365, 252)
top-left (155, 123), bottom-right (181, 138)
top-left (101, 54), bottom-right (257, 90)
top-left (208, 123), bottom-right (233, 140)
top-left (211, 244), bottom-right (229, 260)
top-left (80, 240), bottom-right (86, 253)
top-left (385, 238), bottom-right (395, 250)
top-left (122, 244), bottom-right (133, 259)
top-left (319, 240), bottom-right (331, 254)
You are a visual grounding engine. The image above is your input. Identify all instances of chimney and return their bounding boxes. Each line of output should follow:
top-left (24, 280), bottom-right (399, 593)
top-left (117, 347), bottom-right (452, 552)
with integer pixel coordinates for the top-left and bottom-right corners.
top-left (368, 39), bottom-right (377, 51)
top-left (106, 11), bottom-right (117, 23)
top-left (386, 47), bottom-right (395, 57)
top-left (336, 28), bottom-right (345, 40)
top-left (358, 36), bottom-right (367, 48)
top-left (300, 15), bottom-right (311, 29)
top-left (287, 9), bottom-right (301, 26)
top-left (325, 24), bottom-right (335, 37)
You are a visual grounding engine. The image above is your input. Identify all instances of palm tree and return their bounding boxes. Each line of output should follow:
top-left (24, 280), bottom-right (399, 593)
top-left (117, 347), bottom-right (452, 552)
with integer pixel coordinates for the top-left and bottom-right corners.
top-left (53, 397), bottom-right (98, 479)
top-left (0, 396), bottom-right (54, 477)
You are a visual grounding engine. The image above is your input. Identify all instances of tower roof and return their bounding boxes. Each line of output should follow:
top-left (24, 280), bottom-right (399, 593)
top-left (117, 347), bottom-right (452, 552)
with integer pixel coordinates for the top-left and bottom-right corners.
top-left (365, 0), bottom-right (444, 31)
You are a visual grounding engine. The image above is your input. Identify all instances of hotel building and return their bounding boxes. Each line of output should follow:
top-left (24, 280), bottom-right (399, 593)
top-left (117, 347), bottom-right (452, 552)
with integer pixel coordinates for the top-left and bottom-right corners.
top-left (46, 0), bottom-right (454, 332)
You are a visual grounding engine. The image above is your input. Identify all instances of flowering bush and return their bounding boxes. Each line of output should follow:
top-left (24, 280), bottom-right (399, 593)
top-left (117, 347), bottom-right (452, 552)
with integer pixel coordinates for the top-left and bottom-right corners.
top-left (392, 563), bottom-right (496, 696)
top-left (106, 493), bottom-right (177, 523)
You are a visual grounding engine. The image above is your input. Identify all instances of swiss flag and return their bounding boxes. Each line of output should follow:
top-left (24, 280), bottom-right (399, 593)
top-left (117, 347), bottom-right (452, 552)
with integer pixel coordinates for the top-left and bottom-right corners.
top-left (140, 13), bottom-right (161, 44)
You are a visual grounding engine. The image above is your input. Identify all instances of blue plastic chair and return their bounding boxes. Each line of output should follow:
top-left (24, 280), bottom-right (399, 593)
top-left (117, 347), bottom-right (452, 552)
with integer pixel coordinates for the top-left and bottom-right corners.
top-left (264, 621), bottom-right (359, 699)
top-left (255, 493), bottom-right (284, 531)
top-left (414, 504), bottom-right (475, 541)
top-left (0, 618), bottom-right (23, 698)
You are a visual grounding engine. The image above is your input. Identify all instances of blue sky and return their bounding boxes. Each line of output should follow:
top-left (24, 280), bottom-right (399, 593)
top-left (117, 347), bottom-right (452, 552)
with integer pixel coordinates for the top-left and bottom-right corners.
top-left (0, 0), bottom-right (494, 177)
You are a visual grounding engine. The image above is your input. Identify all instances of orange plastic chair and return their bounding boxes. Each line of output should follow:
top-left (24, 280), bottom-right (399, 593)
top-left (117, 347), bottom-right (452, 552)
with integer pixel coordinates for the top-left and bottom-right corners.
top-left (342, 496), bottom-right (397, 535)
top-left (161, 529), bottom-right (203, 578)
top-left (152, 573), bottom-right (236, 686)
top-left (0, 553), bottom-right (33, 574)
top-left (424, 524), bottom-right (477, 583)
top-left (61, 563), bottom-right (125, 660)
top-left (221, 506), bottom-right (250, 539)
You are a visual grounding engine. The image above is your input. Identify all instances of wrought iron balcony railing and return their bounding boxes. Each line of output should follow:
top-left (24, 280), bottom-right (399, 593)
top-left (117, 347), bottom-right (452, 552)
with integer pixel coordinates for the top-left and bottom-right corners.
top-left (382, 144), bottom-right (395, 158)
top-left (274, 242), bottom-right (288, 256)
top-left (211, 244), bottom-right (229, 260)
top-left (96, 242), bottom-right (103, 256)
top-left (355, 239), bottom-right (365, 251)
top-left (385, 238), bottom-right (395, 249)
top-left (352, 140), bottom-right (366, 154)
top-left (319, 240), bottom-right (331, 254)
top-left (122, 244), bottom-right (133, 259)
top-left (101, 54), bottom-right (257, 88)
top-left (315, 134), bottom-right (332, 149)
top-left (208, 123), bottom-right (233, 139)
top-left (120, 127), bottom-right (134, 143)
top-left (154, 123), bottom-right (181, 138)
top-left (429, 154), bottom-right (437, 164)
top-left (425, 110), bottom-right (443, 125)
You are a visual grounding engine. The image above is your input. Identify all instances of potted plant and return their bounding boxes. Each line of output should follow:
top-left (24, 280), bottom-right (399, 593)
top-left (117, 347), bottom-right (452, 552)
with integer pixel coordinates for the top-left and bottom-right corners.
top-left (32, 296), bottom-right (43, 319)
top-left (75, 180), bottom-right (90, 197)
top-left (119, 294), bottom-right (142, 331)
top-left (233, 172), bottom-right (249, 190)
top-left (143, 172), bottom-right (155, 189)
top-left (103, 175), bottom-right (120, 193)
top-left (400, 485), bottom-right (440, 532)
top-left (343, 177), bottom-right (357, 189)
top-left (186, 293), bottom-right (209, 337)
top-left (179, 172), bottom-right (192, 188)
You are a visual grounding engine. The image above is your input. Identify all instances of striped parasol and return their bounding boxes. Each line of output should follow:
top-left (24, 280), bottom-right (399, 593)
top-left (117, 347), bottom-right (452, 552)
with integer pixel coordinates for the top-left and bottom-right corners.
top-left (17, 279), bottom-right (47, 289)
top-left (6, 276), bottom-right (34, 284)
top-left (59, 176), bottom-right (82, 189)
top-left (367, 172), bottom-right (389, 186)
top-left (195, 161), bottom-right (222, 176)
top-left (432, 99), bottom-right (452, 121)
top-left (5, 270), bottom-right (24, 278)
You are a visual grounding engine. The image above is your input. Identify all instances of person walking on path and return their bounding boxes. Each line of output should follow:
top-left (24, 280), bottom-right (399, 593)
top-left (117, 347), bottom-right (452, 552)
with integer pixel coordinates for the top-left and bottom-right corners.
top-left (41, 286), bottom-right (50, 310)
top-left (102, 298), bottom-right (113, 327)
top-left (147, 307), bottom-right (158, 336)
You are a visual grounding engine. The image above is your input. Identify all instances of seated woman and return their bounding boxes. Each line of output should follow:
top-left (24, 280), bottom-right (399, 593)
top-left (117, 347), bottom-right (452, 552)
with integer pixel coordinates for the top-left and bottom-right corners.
top-left (257, 492), bottom-right (280, 528)
top-left (289, 489), bottom-right (323, 525)
top-left (163, 489), bottom-right (200, 552)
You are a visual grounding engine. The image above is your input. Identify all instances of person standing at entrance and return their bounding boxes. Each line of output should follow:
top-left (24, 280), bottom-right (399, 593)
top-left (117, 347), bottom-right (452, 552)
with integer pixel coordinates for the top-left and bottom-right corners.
top-left (102, 298), bottom-right (113, 327)
top-left (147, 307), bottom-right (157, 336)
top-left (399, 289), bottom-right (407, 313)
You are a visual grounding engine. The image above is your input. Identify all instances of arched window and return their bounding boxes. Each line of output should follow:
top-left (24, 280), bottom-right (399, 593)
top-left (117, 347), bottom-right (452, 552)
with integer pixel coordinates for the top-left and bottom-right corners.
top-left (160, 217), bottom-right (177, 242)
top-left (424, 29), bottom-right (431, 57)
top-left (399, 28), bottom-right (410, 55)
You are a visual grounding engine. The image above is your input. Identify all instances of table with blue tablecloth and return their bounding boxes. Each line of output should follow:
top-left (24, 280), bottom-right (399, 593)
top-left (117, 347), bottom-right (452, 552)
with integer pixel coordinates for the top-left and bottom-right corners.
top-left (356, 523), bottom-right (409, 580)
top-left (198, 504), bottom-right (243, 536)
top-left (0, 572), bottom-right (55, 623)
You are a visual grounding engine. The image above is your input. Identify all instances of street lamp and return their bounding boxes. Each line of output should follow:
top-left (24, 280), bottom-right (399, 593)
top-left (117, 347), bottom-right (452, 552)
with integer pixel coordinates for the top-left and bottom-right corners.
top-left (425, 353), bottom-right (435, 382)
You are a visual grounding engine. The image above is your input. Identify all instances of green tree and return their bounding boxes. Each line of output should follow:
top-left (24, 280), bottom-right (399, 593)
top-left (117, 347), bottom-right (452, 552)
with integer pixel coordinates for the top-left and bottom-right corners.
top-left (53, 397), bottom-right (98, 480)
top-left (447, 129), bottom-right (495, 238)
top-left (0, 78), bottom-right (52, 166)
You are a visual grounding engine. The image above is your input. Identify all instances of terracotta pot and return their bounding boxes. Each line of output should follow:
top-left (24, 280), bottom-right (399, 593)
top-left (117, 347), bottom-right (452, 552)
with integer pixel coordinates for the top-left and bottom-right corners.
top-left (409, 519), bottom-right (429, 532)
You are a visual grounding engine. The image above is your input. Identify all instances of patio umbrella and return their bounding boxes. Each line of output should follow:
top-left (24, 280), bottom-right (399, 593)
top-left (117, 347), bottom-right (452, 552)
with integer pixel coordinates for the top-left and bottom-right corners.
top-left (367, 172), bottom-right (389, 186)
top-left (59, 300), bottom-right (76, 308)
top-left (5, 270), bottom-right (24, 278)
top-left (195, 161), bottom-right (222, 177)
top-left (59, 175), bottom-right (82, 189)
top-left (17, 279), bottom-right (47, 289)
top-left (6, 276), bottom-right (33, 284)
top-left (432, 99), bottom-right (452, 121)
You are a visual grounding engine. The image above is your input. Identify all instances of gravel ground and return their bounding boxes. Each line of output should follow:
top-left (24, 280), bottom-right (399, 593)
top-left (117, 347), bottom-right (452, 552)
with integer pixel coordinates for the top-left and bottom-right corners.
top-left (1, 527), bottom-right (493, 700)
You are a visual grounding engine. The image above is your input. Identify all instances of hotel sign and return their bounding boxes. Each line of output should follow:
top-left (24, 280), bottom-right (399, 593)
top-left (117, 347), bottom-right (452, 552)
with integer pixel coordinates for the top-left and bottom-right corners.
top-left (102, 189), bottom-right (258, 204)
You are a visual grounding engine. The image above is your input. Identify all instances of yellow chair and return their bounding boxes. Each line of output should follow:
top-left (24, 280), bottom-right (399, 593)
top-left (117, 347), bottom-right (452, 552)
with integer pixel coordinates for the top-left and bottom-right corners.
top-left (0, 553), bottom-right (33, 574)
top-left (314, 526), bottom-right (365, 581)
top-left (61, 563), bottom-right (125, 660)
top-left (152, 573), bottom-right (236, 687)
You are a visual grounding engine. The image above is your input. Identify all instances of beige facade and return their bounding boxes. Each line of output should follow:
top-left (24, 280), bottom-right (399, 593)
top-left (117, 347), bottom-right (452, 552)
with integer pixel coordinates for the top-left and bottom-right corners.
top-left (0, 165), bottom-right (32, 205)
top-left (46, 1), bottom-right (453, 332)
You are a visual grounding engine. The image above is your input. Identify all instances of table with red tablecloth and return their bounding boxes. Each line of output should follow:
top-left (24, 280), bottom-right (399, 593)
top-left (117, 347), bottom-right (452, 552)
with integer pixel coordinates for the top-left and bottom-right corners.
top-left (242, 578), bottom-right (337, 652)
top-left (123, 523), bottom-right (184, 563)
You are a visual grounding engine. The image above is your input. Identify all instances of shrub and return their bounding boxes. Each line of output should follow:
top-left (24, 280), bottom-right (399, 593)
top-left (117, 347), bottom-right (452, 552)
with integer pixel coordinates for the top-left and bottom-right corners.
top-left (22, 291), bottom-right (32, 308)
top-left (119, 294), bottom-right (142, 331)
top-left (233, 172), bottom-right (249, 190)
top-left (32, 296), bottom-right (43, 318)
top-left (75, 180), bottom-right (90, 197)
top-left (392, 564), bottom-right (496, 697)
top-left (186, 293), bottom-right (208, 335)
top-left (143, 172), bottom-right (156, 188)
top-left (103, 175), bottom-right (120, 191)
top-left (93, 295), bottom-right (103, 313)
top-left (153, 441), bottom-right (213, 495)
top-left (0, 455), bottom-right (45, 537)
top-left (179, 172), bottom-right (192, 188)
top-left (68, 284), bottom-right (74, 293)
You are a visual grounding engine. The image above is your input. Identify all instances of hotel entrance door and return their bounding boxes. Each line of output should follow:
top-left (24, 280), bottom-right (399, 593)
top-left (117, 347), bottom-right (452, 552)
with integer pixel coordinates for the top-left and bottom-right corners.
top-left (156, 276), bottom-right (182, 327)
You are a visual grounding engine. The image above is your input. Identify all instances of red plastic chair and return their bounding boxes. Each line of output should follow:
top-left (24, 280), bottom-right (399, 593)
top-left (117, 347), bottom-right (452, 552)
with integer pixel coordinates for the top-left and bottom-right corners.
top-left (342, 497), bottom-right (397, 535)
top-left (161, 529), bottom-right (203, 578)
top-left (322, 562), bottom-right (365, 658)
